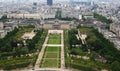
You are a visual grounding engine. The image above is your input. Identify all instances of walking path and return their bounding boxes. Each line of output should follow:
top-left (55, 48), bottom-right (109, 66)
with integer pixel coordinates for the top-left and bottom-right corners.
top-left (34, 68), bottom-right (79, 71)
top-left (34, 33), bottom-right (49, 69)
top-left (78, 29), bottom-right (87, 44)
top-left (61, 31), bottom-right (65, 69)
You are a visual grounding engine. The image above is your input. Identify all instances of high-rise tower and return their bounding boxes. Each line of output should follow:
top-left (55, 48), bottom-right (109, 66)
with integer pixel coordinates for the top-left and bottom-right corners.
top-left (47, 0), bottom-right (53, 6)
top-left (33, 2), bottom-right (37, 10)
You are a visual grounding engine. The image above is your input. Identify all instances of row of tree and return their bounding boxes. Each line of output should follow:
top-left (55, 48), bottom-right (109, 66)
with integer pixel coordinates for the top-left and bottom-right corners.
top-left (55, 10), bottom-right (62, 19)
top-left (85, 27), bottom-right (120, 71)
top-left (0, 15), bottom-right (7, 23)
top-left (68, 29), bottom-right (81, 49)
top-left (94, 13), bottom-right (113, 24)
top-left (67, 27), bottom-right (120, 70)
top-left (26, 29), bottom-right (43, 52)
top-left (92, 29), bottom-right (120, 62)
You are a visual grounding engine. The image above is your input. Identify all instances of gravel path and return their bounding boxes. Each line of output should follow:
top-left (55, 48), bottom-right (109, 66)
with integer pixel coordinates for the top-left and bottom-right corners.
top-left (34, 33), bottom-right (49, 69)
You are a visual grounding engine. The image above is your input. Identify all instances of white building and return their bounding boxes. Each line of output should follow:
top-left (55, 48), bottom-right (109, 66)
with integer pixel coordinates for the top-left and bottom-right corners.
top-left (0, 30), bottom-right (6, 38)
top-left (79, 15), bottom-right (82, 20)
top-left (0, 14), bottom-right (3, 19)
top-left (7, 14), bottom-right (41, 19)
top-left (61, 11), bottom-right (80, 19)
top-left (110, 22), bottom-right (120, 37)
top-left (41, 13), bottom-right (56, 19)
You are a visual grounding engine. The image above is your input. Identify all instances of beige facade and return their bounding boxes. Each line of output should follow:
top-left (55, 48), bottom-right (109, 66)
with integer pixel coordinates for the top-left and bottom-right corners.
top-left (0, 22), bottom-right (3, 30)
top-left (37, 23), bottom-right (75, 30)
top-left (7, 14), bottom-right (40, 19)
top-left (60, 24), bottom-right (74, 29)
top-left (110, 23), bottom-right (120, 37)
top-left (43, 24), bottom-right (53, 29)
top-left (0, 30), bottom-right (6, 38)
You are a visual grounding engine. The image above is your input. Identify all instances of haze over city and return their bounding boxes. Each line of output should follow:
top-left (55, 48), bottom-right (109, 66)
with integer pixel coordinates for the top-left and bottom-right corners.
top-left (0, 0), bottom-right (120, 71)
top-left (0, 0), bottom-right (120, 3)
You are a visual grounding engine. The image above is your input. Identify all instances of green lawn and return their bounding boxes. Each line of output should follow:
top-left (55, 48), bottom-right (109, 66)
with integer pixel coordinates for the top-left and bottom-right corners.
top-left (48, 34), bottom-right (61, 44)
top-left (40, 33), bottom-right (61, 68)
top-left (64, 28), bottom-right (111, 70)
top-left (41, 59), bottom-right (59, 68)
top-left (45, 47), bottom-right (60, 52)
top-left (44, 53), bottom-right (59, 58)
top-left (41, 46), bottom-right (61, 68)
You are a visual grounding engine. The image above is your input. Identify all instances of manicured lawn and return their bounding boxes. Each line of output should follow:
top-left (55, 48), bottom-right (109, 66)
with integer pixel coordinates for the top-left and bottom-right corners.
top-left (41, 46), bottom-right (61, 68)
top-left (44, 53), bottom-right (59, 58)
top-left (41, 59), bottom-right (59, 68)
top-left (41, 47), bottom-right (61, 68)
top-left (40, 33), bottom-right (61, 68)
top-left (48, 34), bottom-right (61, 44)
top-left (45, 47), bottom-right (60, 52)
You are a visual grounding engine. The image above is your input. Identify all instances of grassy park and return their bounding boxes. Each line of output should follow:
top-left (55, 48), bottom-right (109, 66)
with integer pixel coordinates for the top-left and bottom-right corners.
top-left (41, 33), bottom-right (61, 68)
top-left (41, 46), bottom-right (61, 68)
top-left (64, 28), bottom-right (111, 71)
top-left (47, 34), bottom-right (61, 44)
top-left (41, 59), bottom-right (59, 68)
top-left (0, 25), bottom-right (48, 70)
top-left (45, 53), bottom-right (58, 58)
top-left (46, 47), bottom-right (60, 52)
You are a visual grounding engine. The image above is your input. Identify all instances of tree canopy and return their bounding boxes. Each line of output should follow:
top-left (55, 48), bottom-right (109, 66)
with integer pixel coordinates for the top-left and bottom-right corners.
top-left (94, 13), bottom-right (113, 24)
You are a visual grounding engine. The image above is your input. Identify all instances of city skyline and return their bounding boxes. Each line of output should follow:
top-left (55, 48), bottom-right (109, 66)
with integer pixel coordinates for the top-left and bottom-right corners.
top-left (0, 0), bottom-right (120, 70)
top-left (0, 0), bottom-right (120, 3)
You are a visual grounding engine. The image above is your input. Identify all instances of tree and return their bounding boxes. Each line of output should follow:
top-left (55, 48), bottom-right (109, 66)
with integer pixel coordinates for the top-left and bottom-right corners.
top-left (70, 48), bottom-right (80, 55)
top-left (1, 43), bottom-right (12, 52)
top-left (111, 61), bottom-right (120, 71)
top-left (91, 39), bottom-right (103, 51)
top-left (0, 15), bottom-right (7, 23)
top-left (26, 40), bottom-right (35, 51)
top-left (0, 27), bottom-right (19, 51)
top-left (10, 39), bottom-right (18, 47)
top-left (94, 13), bottom-right (113, 24)
top-left (0, 15), bottom-right (7, 20)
